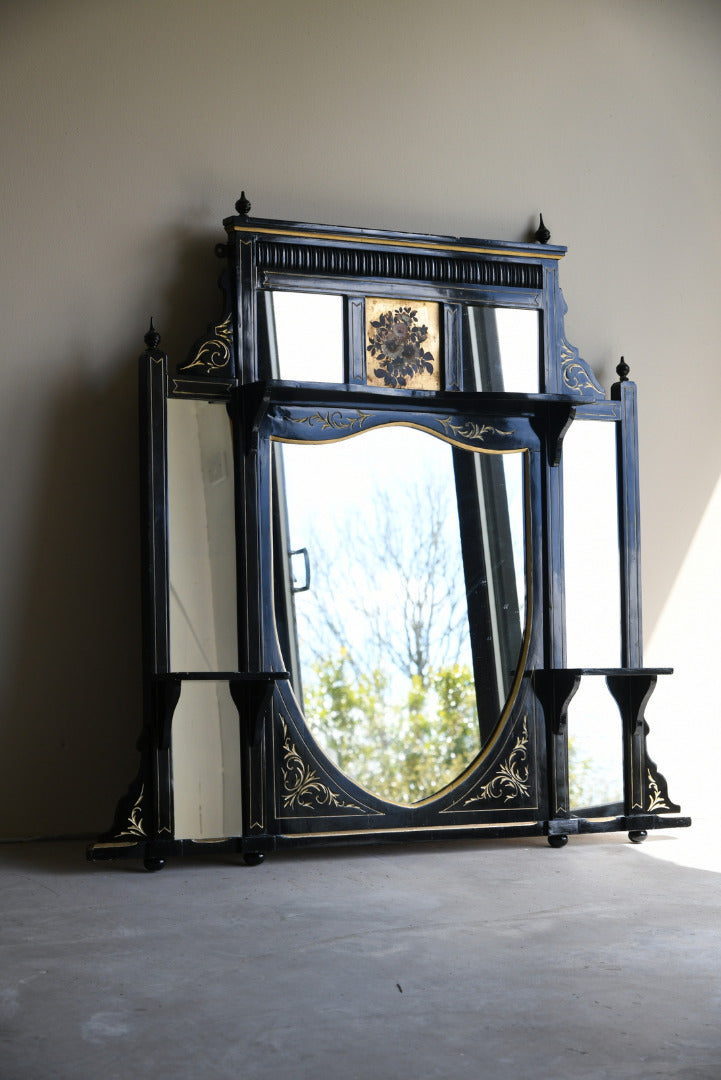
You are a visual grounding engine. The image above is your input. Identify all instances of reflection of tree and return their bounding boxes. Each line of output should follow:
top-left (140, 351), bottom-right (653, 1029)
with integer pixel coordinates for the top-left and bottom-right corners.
top-left (569, 736), bottom-right (622, 810)
top-left (568, 738), bottom-right (595, 809)
top-left (299, 477), bottom-right (470, 687)
top-left (306, 651), bottom-right (479, 803)
top-left (294, 474), bottom-right (481, 802)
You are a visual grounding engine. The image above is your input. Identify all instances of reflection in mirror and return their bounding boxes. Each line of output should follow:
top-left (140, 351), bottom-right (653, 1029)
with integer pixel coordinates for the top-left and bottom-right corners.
top-left (167, 399), bottom-right (237, 671)
top-left (171, 681), bottom-right (242, 839)
top-left (563, 419), bottom-right (621, 667)
top-left (260, 291), bottom-right (344, 382)
top-left (462, 306), bottom-right (539, 393)
top-left (568, 679), bottom-right (623, 812)
top-left (272, 426), bottom-right (527, 804)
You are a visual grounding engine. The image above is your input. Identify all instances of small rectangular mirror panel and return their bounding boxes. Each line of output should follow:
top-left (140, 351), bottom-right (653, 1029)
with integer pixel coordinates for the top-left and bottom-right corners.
top-left (262, 291), bottom-right (344, 383)
top-left (563, 418), bottom-right (621, 668)
top-left (462, 306), bottom-right (540, 393)
top-left (167, 399), bottom-right (238, 672)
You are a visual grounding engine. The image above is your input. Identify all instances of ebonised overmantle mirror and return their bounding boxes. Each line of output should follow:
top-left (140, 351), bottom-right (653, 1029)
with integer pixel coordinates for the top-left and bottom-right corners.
top-left (88, 197), bottom-right (690, 869)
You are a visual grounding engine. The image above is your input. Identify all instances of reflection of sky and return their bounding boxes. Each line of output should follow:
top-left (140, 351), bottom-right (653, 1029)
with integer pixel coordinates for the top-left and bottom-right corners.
top-left (563, 420), bottom-right (621, 667)
top-left (278, 426), bottom-right (526, 693)
top-left (282, 426), bottom-right (396, 520)
top-left (568, 678), bottom-right (624, 808)
top-left (274, 291), bottom-right (343, 382)
top-left (280, 427), bottom-right (473, 677)
top-left (494, 308), bottom-right (539, 393)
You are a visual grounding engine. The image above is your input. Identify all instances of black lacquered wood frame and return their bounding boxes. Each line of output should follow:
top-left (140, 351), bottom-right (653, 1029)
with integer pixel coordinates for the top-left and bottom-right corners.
top-left (88, 207), bottom-right (689, 869)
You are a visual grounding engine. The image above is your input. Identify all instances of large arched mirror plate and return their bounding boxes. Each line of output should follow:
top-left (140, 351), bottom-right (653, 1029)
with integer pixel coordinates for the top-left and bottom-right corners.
top-left (271, 425), bottom-right (529, 805)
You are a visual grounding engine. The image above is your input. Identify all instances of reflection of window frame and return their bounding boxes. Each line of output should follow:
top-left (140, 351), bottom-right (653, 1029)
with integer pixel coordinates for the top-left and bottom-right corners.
top-left (270, 443), bottom-right (304, 704)
top-left (463, 304), bottom-right (504, 391)
top-left (462, 305), bottom-right (540, 394)
top-left (453, 448), bottom-right (523, 745)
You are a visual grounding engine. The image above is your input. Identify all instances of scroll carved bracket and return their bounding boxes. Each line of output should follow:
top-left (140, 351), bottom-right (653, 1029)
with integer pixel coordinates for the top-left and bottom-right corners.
top-left (646, 756), bottom-right (680, 814)
top-left (178, 312), bottom-right (235, 378)
top-left (606, 671), bottom-right (681, 815)
top-left (229, 675), bottom-right (284, 747)
top-left (529, 402), bottom-right (576, 467)
top-left (556, 288), bottom-right (605, 401)
top-left (560, 337), bottom-right (605, 400)
top-left (156, 678), bottom-right (182, 753)
top-left (96, 769), bottom-right (147, 843)
top-left (534, 670), bottom-right (582, 818)
top-left (606, 673), bottom-right (656, 738)
top-left (236, 382), bottom-right (272, 455)
top-left (534, 670), bottom-right (582, 736)
top-left (118, 785), bottom-right (146, 839)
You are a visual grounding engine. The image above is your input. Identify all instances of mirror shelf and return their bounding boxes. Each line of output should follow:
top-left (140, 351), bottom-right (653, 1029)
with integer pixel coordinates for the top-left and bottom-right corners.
top-left (88, 203), bottom-right (689, 870)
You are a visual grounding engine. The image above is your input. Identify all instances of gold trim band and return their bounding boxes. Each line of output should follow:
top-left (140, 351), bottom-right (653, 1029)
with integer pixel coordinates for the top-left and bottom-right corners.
top-left (283, 821), bottom-right (540, 839)
top-left (230, 224), bottom-right (564, 261)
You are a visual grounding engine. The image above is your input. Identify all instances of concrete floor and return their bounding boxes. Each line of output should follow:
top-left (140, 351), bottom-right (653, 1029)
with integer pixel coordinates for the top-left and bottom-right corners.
top-left (1, 821), bottom-right (719, 1080)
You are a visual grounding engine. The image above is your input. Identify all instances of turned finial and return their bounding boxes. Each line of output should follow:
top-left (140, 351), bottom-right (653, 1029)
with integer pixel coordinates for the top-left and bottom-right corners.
top-left (534, 213), bottom-right (551, 244)
top-left (235, 191), bottom-right (252, 217)
top-left (144, 316), bottom-right (161, 350)
top-left (616, 356), bottom-right (630, 382)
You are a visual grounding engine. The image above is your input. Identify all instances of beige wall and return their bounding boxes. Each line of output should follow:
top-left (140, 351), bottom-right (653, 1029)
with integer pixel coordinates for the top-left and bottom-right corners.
top-left (1, 0), bottom-right (719, 836)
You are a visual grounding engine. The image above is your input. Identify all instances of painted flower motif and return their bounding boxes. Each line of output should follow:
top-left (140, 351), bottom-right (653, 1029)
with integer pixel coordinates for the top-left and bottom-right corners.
top-left (367, 306), bottom-right (435, 388)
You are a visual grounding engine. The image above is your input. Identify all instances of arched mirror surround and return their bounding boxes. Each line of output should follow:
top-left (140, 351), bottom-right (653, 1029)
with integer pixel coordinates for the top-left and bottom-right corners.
top-left (248, 392), bottom-right (546, 836)
top-left (88, 206), bottom-right (690, 870)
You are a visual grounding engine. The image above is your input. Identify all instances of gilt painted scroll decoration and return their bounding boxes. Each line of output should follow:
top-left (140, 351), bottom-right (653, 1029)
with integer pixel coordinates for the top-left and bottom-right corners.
top-left (463, 719), bottom-right (531, 806)
top-left (646, 755), bottom-right (680, 814)
top-left (276, 716), bottom-right (380, 818)
top-left (179, 312), bottom-right (234, 375)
